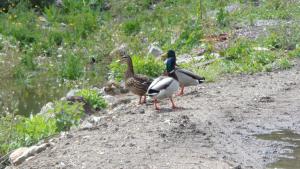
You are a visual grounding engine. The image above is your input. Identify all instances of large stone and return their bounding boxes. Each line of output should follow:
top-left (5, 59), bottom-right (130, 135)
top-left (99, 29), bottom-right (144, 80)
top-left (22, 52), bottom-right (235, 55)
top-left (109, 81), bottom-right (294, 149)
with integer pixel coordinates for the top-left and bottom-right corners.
top-left (148, 45), bottom-right (163, 57)
top-left (80, 121), bottom-right (94, 130)
top-left (39, 102), bottom-right (54, 115)
top-left (176, 54), bottom-right (205, 64)
top-left (9, 143), bottom-right (49, 166)
top-left (103, 95), bottom-right (117, 107)
top-left (225, 3), bottom-right (240, 13)
top-left (109, 44), bottom-right (127, 58)
top-left (88, 115), bottom-right (103, 125)
top-left (9, 147), bottom-right (29, 165)
top-left (66, 89), bottom-right (80, 98)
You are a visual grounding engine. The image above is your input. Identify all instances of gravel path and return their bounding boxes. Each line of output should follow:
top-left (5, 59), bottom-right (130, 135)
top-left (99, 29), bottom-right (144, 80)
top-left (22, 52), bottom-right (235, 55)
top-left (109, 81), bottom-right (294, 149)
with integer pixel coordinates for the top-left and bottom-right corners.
top-left (15, 59), bottom-right (300, 169)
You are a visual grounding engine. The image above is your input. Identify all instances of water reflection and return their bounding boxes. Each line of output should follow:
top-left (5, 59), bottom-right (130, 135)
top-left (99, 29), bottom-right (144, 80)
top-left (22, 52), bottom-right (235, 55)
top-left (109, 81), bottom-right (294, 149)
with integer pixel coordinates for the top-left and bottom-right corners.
top-left (0, 77), bottom-right (69, 116)
top-left (0, 61), bottom-right (108, 117)
top-left (256, 130), bottom-right (300, 169)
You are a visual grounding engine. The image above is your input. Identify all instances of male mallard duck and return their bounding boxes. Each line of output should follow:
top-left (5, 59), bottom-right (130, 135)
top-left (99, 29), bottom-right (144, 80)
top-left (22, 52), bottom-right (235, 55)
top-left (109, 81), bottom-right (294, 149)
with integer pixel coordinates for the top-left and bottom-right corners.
top-left (166, 50), bottom-right (205, 95)
top-left (147, 59), bottom-right (179, 110)
top-left (122, 54), bottom-right (152, 104)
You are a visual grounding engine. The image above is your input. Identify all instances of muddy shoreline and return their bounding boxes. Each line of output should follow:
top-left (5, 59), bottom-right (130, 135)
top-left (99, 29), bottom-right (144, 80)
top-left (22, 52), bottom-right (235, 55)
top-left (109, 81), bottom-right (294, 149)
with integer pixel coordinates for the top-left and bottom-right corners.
top-left (13, 59), bottom-right (300, 169)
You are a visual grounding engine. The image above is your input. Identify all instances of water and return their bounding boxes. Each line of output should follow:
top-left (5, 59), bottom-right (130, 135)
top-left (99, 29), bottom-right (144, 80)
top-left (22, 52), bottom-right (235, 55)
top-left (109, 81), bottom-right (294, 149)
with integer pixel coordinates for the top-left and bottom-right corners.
top-left (257, 130), bottom-right (300, 169)
top-left (0, 54), bottom-right (109, 116)
top-left (0, 76), bottom-right (69, 116)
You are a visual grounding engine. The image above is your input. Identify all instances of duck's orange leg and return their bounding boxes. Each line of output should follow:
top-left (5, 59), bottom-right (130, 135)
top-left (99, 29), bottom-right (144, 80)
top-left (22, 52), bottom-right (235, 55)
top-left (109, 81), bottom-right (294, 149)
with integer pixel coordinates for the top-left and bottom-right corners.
top-left (170, 97), bottom-right (177, 109)
top-left (138, 96), bottom-right (143, 104)
top-left (177, 86), bottom-right (184, 96)
top-left (154, 98), bottom-right (160, 110)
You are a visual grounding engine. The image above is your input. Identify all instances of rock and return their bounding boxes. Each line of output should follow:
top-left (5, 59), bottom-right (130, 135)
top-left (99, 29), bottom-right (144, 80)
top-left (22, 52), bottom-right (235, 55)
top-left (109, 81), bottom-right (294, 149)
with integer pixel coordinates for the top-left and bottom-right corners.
top-left (9, 147), bottom-right (29, 165)
top-left (176, 54), bottom-right (204, 64)
top-left (192, 48), bottom-right (206, 56)
top-left (109, 44), bottom-right (127, 58)
top-left (88, 115), bottom-right (103, 125)
top-left (27, 143), bottom-right (49, 156)
top-left (38, 16), bottom-right (47, 22)
top-left (147, 44), bottom-right (163, 57)
top-left (60, 132), bottom-right (73, 139)
top-left (103, 95), bottom-right (117, 106)
top-left (225, 3), bottom-right (240, 13)
top-left (91, 87), bottom-right (103, 95)
top-left (258, 96), bottom-right (275, 103)
top-left (138, 109), bottom-right (145, 114)
top-left (56, 0), bottom-right (63, 7)
top-left (253, 47), bottom-right (269, 51)
top-left (9, 144), bottom-right (49, 166)
top-left (234, 165), bottom-right (242, 169)
top-left (80, 121), bottom-right (94, 130)
top-left (66, 89), bottom-right (80, 98)
top-left (39, 102), bottom-right (54, 115)
top-left (67, 96), bottom-right (95, 115)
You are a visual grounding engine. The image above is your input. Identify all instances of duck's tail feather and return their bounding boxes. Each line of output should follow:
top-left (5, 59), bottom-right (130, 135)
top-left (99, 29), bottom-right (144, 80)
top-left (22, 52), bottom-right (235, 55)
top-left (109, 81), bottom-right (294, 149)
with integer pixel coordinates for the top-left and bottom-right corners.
top-left (147, 89), bottom-right (159, 96)
top-left (198, 77), bottom-right (205, 84)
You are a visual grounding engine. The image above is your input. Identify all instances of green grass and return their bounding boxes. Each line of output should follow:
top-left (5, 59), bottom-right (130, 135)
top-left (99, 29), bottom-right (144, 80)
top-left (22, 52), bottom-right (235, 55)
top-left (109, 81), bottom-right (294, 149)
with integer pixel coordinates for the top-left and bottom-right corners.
top-left (0, 114), bottom-right (57, 155)
top-left (76, 89), bottom-right (107, 110)
top-left (109, 55), bottom-right (164, 82)
top-left (0, 100), bottom-right (84, 155)
top-left (1, 0), bottom-right (300, 159)
top-left (60, 53), bottom-right (84, 80)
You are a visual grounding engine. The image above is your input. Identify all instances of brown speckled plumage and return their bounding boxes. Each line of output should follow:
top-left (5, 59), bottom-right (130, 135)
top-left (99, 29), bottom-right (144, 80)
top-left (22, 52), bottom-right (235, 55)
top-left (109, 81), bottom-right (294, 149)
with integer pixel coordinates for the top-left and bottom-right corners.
top-left (123, 55), bottom-right (152, 103)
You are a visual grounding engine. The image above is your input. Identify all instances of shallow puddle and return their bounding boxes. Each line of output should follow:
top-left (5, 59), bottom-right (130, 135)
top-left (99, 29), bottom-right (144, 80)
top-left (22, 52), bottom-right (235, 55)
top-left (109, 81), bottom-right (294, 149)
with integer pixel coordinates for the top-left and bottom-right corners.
top-left (256, 130), bottom-right (300, 169)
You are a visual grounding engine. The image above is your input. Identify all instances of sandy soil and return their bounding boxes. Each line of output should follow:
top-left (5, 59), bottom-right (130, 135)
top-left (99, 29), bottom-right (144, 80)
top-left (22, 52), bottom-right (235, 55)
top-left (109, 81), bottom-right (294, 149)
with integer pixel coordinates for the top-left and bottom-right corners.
top-left (14, 59), bottom-right (300, 169)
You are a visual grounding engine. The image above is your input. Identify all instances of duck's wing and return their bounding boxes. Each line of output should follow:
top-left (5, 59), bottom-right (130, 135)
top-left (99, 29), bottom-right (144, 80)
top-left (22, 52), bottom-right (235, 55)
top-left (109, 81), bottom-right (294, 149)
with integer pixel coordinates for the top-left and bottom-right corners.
top-left (176, 68), bottom-right (205, 80)
top-left (147, 76), bottom-right (174, 95)
top-left (134, 74), bottom-right (153, 86)
top-left (126, 77), bottom-right (150, 92)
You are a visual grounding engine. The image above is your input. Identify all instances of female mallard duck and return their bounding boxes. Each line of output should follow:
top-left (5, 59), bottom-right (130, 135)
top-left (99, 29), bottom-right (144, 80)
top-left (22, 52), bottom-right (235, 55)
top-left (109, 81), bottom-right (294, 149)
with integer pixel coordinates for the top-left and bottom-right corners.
top-left (147, 58), bottom-right (180, 110)
top-left (122, 54), bottom-right (152, 104)
top-left (166, 50), bottom-right (205, 95)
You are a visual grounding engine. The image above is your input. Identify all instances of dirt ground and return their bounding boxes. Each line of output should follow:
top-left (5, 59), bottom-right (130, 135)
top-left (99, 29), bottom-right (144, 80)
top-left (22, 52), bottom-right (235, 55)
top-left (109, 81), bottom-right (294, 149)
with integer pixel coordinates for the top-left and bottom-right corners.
top-left (14, 58), bottom-right (300, 169)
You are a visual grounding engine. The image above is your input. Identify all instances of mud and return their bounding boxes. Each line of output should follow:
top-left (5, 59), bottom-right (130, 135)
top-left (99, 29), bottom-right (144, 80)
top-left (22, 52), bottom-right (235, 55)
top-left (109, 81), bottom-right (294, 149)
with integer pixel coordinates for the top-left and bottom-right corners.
top-left (15, 58), bottom-right (300, 169)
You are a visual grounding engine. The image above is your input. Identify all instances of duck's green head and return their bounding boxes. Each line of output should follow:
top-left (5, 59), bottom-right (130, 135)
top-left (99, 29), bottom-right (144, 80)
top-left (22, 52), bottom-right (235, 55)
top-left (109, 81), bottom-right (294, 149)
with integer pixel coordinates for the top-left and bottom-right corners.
top-left (167, 50), bottom-right (176, 58)
top-left (166, 56), bottom-right (176, 73)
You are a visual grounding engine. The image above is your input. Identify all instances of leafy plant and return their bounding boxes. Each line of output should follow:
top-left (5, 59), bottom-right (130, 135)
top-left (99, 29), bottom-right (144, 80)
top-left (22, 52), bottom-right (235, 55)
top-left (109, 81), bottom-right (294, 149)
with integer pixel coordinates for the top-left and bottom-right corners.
top-left (76, 89), bottom-right (107, 110)
top-left (109, 55), bottom-right (164, 82)
top-left (21, 51), bottom-right (37, 70)
top-left (109, 59), bottom-right (127, 82)
top-left (216, 7), bottom-right (229, 27)
top-left (0, 114), bottom-right (57, 155)
top-left (288, 46), bottom-right (300, 58)
top-left (15, 115), bottom-right (57, 146)
top-left (223, 39), bottom-right (252, 60)
top-left (131, 55), bottom-right (164, 77)
top-left (60, 53), bottom-right (84, 80)
top-left (122, 19), bottom-right (141, 36)
top-left (172, 20), bottom-right (203, 52)
top-left (49, 101), bottom-right (84, 131)
top-left (276, 57), bottom-right (292, 69)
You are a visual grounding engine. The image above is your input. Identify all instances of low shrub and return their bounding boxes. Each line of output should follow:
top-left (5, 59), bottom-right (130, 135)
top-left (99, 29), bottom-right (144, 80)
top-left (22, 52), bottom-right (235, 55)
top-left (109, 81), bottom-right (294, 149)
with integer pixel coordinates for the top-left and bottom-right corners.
top-left (60, 53), bottom-right (84, 80)
top-left (216, 7), bottom-right (229, 27)
top-left (122, 19), bottom-right (141, 36)
top-left (276, 57), bottom-right (292, 70)
top-left (109, 55), bottom-right (164, 82)
top-left (21, 51), bottom-right (37, 70)
top-left (76, 89), bottom-right (107, 110)
top-left (49, 101), bottom-right (84, 132)
top-left (0, 100), bottom-right (87, 156)
top-left (0, 114), bottom-right (56, 155)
